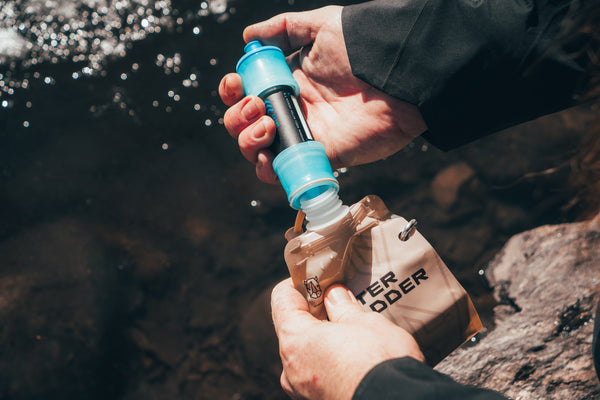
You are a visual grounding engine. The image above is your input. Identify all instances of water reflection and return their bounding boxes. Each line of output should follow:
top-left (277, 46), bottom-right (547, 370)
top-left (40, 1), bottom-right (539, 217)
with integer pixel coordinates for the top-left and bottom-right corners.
top-left (0, 0), bottom-right (235, 116)
top-left (0, 0), bottom-right (174, 76)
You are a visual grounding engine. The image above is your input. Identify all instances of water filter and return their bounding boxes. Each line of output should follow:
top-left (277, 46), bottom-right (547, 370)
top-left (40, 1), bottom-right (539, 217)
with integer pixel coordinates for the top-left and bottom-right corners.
top-left (236, 41), bottom-right (348, 230)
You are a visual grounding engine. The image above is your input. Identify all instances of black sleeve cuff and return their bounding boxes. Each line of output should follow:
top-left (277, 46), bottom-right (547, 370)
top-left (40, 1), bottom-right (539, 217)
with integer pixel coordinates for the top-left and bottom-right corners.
top-left (342, 0), bottom-right (581, 150)
top-left (353, 357), bottom-right (507, 400)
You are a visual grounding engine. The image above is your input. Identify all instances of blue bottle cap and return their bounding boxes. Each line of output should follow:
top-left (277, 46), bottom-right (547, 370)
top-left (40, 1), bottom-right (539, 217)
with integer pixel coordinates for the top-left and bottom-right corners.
top-left (236, 41), bottom-right (300, 98)
top-left (273, 141), bottom-right (339, 210)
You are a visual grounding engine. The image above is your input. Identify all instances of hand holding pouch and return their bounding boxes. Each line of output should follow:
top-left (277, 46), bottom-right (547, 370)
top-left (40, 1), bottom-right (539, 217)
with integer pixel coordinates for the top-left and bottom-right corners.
top-left (284, 195), bottom-right (482, 365)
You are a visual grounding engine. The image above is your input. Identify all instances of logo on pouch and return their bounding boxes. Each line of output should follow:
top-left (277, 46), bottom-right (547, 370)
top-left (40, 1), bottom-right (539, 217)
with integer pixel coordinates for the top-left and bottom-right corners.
top-left (304, 276), bottom-right (322, 299)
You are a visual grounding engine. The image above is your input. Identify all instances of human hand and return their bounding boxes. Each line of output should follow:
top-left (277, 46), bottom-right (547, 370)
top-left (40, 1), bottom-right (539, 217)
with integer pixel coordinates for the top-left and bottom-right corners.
top-left (219, 6), bottom-right (427, 184)
top-left (271, 278), bottom-right (425, 400)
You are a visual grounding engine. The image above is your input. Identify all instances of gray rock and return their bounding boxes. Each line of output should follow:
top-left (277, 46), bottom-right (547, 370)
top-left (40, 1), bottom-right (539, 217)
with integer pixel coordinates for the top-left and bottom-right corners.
top-left (436, 212), bottom-right (600, 399)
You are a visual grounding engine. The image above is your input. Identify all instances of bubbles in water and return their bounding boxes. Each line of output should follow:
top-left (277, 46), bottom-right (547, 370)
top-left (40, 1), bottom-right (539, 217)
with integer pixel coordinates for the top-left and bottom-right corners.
top-left (0, 0), bottom-right (232, 97)
top-left (0, 0), bottom-right (172, 77)
top-left (208, 0), bottom-right (228, 14)
top-left (333, 167), bottom-right (348, 178)
top-left (156, 53), bottom-right (181, 74)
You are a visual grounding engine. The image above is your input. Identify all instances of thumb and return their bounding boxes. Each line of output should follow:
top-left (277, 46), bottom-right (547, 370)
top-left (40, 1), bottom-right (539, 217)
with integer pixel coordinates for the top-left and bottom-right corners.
top-left (242, 6), bottom-right (338, 51)
top-left (324, 284), bottom-right (366, 323)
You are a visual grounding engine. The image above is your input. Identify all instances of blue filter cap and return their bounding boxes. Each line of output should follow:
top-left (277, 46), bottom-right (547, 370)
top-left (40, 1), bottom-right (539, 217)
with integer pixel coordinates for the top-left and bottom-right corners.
top-left (273, 141), bottom-right (339, 210)
top-left (236, 41), bottom-right (300, 97)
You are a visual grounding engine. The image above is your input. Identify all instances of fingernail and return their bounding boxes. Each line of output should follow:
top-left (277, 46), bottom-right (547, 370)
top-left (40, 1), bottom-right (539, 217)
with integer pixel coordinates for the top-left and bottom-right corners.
top-left (326, 286), bottom-right (355, 306)
top-left (242, 98), bottom-right (260, 120)
top-left (252, 120), bottom-right (268, 140)
top-left (224, 76), bottom-right (235, 98)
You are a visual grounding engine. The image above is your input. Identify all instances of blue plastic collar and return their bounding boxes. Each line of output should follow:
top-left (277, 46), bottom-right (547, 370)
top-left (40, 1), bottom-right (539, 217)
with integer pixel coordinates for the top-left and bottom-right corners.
top-left (273, 141), bottom-right (338, 210)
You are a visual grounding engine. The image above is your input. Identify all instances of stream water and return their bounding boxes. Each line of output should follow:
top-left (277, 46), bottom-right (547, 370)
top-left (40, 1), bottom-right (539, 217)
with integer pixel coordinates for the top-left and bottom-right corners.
top-left (0, 0), bottom-right (593, 399)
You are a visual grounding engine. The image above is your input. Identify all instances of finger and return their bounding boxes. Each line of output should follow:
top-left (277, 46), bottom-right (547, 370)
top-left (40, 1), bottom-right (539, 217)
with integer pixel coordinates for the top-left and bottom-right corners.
top-left (280, 371), bottom-right (296, 398)
top-left (243, 7), bottom-right (331, 50)
top-left (323, 284), bottom-right (365, 323)
top-left (256, 151), bottom-right (279, 184)
top-left (238, 116), bottom-right (275, 163)
top-left (218, 73), bottom-right (245, 106)
top-left (223, 96), bottom-right (265, 139)
top-left (271, 278), bottom-right (318, 338)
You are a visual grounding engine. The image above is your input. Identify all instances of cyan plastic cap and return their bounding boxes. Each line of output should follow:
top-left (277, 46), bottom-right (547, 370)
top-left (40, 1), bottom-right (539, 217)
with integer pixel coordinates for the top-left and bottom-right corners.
top-left (236, 41), bottom-right (300, 98)
top-left (273, 141), bottom-right (339, 210)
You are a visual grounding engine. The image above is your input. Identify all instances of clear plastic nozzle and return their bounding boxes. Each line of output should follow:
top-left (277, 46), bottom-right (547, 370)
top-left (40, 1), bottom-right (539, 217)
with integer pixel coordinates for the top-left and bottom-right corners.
top-left (300, 187), bottom-right (349, 231)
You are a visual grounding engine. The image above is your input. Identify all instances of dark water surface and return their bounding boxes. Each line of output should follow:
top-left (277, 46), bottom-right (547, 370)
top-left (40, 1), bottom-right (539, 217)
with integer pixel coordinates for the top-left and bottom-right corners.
top-left (0, 0), bottom-right (595, 399)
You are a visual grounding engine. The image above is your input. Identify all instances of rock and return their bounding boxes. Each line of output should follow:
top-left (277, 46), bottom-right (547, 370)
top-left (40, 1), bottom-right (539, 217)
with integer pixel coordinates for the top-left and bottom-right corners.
top-left (430, 162), bottom-right (475, 210)
top-left (456, 104), bottom-right (596, 187)
top-left (436, 212), bottom-right (600, 399)
top-left (0, 219), bottom-right (127, 399)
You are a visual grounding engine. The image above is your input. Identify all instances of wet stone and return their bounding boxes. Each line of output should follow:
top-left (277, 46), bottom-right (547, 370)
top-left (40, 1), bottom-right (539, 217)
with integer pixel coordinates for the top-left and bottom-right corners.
top-left (430, 162), bottom-right (475, 210)
top-left (436, 212), bottom-right (600, 399)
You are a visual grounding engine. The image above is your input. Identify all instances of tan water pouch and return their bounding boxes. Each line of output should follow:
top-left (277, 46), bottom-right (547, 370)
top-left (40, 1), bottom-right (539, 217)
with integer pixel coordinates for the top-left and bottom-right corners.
top-left (284, 195), bottom-right (482, 366)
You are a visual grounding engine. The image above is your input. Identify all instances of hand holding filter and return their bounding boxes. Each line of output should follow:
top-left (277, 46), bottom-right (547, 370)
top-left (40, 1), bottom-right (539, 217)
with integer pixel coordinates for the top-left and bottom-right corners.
top-left (236, 41), bottom-right (348, 230)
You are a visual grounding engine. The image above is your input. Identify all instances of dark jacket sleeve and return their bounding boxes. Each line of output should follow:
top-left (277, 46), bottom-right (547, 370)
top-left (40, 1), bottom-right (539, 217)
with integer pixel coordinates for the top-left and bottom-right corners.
top-left (353, 357), bottom-right (507, 400)
top-left (341, 0), bottom-right (585, 150)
